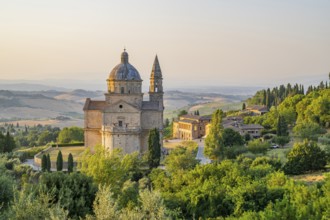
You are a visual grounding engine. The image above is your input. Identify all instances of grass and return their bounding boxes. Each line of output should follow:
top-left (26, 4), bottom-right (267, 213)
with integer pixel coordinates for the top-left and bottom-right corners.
top-left (291, 171), bottom-right (329, 185)
top-left (39, 146), bottom-right (86, 162)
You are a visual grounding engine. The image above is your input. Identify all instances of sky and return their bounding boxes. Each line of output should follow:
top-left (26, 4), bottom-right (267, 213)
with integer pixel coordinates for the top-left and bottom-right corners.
top-left (0, 0), bottom-right (329, 90)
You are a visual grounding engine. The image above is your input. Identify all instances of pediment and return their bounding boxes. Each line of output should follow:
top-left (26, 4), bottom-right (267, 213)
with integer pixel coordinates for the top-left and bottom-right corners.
top-left (104, 100), bottom-right (140, 113)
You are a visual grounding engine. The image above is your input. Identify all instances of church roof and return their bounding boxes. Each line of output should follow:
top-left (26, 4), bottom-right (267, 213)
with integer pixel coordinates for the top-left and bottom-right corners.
top-left (109, 50), bottom-right (142, 81)
top-left (150, 55), bottom-right (162, 78)
top-left (83, 98), bottom-right (106, 110)
top-left (142, 101), bottom-right (159, 110)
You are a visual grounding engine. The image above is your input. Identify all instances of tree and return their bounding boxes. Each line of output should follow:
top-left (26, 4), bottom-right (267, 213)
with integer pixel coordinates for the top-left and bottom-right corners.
top-left (164, 118), bottom-right (170, 127)
top-left (41, 154), bottom-right (47, 172)
top-left (204, 109), bottom-right (224, 160)
top-left (3, 131), bottom-right (15, 153)
top-left (68, 153), bottom-right (73, 173)
top-left (164, 147), bottom-right (198, 173)
top-left (284, 140), bottom-right (327, 174)
top-left (242, 103), bottom-right (246, 110)
top-left (293, 122), bottom-right (326, 141)
top-left (80, 145), bottom-right (141, 195)
top-left (56, 150), bottom-right (63, 171)
top-left (178, 110), bottom-right (188, 117)
top-left (147, 128), bottom-right (161, 169)
top-left (247, 139), bottom-right (270, 154)
top-left (222, 128), bottom-right (245, 147)
top-left (57, 126), bottom-right (84, 144)
top-left (46, 154), bottom-right (51, 172)
top-left (39, 172), bottom-right (96, 218)
top-left (276, 115), bottom-right (288, 136)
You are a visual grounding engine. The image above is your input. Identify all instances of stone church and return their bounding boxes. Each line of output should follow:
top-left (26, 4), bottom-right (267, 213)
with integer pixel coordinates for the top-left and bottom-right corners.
top-left (83, 50), bottom-right (164, 154)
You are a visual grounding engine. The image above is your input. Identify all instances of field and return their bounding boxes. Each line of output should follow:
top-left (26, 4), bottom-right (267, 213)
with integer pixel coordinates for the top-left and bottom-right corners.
top-left (39, 146), bottom-right (86, 162)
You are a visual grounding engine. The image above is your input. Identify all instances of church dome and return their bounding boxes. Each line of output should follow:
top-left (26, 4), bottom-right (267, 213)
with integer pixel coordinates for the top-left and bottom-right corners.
top-left (109, 50), bottom-right (142, 81)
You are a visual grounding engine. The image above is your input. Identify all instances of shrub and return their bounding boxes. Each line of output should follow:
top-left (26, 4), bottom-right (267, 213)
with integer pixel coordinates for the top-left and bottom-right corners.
top-left (284, 140), bottom-right (326, 175)
top-left (247, 139), bottom-right (270, 154)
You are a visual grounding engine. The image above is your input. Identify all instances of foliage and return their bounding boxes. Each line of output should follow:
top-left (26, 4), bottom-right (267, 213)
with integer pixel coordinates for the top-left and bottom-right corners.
top-left (178, 110), bottom-right (188, 117)
top-left (273, 136), bottom-right (290, 147)
top-left (204, 109), bottom-right (224, 160)
top-left (222, 128), bottom-right (245, 147)
top-left (293, 121), bottom-right (326, 141)
top-left (57, 126), bottom-right (84, 144)
top-left (46, 154), bottom-right (51, 172)
top-left (247, 139), bottom-right (270, 154)
top-left (1, 131), bottom-right (16, 153)
top-left (41, 154), bottom-right (47, 172)
top-left (284, 140), bottom-right (327, 175)
top-left (147, 128), bottom-right (161, 169)
top-left (56, 151), bottom-right (63, 171)
top-left (164, 146), bottom-right (199, 173)
top-left (0, 174), bottom-right (15, 210)
top-left (15, 146), bottom-right (48, 161)
top-left (39, 172), bottom-right (97, 218)
top-left (224, 145), bottom-right (248, 159)
top-left (67, 153), bottom-right (73, 173)
top-left (10, 187), bottom-right (68, 220)
top-left (79, 145), bottom-right (142, 196)
top-left (276, 115), bottom-right (288, 136)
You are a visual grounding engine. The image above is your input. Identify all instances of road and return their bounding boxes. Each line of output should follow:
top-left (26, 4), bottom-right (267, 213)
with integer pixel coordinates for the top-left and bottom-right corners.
top-left (194, 139), bottom-right (211, 164)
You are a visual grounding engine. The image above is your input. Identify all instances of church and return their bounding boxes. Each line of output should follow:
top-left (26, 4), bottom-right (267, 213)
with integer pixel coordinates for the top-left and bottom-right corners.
top-left (83, 50), bottom-right (164, 154)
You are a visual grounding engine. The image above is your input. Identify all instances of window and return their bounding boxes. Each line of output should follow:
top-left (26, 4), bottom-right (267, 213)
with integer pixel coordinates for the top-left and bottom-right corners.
top-left (121, 87), bottom-right (124, 94)
top-left (119, 105), bottom-right (123, 109)
top-left (118, 120), bottom-right (123, 127)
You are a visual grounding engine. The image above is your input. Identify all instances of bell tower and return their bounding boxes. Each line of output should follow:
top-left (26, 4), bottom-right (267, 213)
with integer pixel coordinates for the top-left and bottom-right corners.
top-left (149, 55), bottom-right (164, 110)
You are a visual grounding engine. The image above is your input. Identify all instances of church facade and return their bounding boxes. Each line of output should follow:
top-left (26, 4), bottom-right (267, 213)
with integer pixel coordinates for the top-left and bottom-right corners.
top-left (83, 50), bottom-right (164, 154)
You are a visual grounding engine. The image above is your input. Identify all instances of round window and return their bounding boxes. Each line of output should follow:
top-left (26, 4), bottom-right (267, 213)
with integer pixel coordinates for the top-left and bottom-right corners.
top-left (119, 105), bottom-right (123, 109)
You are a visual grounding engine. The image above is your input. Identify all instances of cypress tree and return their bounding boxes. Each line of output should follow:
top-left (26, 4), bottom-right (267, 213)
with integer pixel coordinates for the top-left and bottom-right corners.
top-left (46, 154), bottom-right (51, 172)
top-left (68, 153), bottom-right (74, 173)
top-left (242, 103), bottom-right (246, 110)
top-left (147, 128), bottom-right (161, 169)
top-left (41, 154), bottom-right (47, 172)
top-left (4, 131), bottom-right (15, 153)
top-left (56, 150), bottom-right (63, 171)
top-left (277, 115), bottom-right (288, 136)
top-left (197, 110), bottom-right (200, 115)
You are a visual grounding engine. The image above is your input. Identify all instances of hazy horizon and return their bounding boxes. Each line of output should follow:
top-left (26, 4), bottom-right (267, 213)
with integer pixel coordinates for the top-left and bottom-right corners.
top-left (1, 1), bottom-right (329, 88)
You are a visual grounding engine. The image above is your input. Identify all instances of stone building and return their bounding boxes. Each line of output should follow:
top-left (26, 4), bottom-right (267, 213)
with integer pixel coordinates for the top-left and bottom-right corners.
top-left (173, 115), bottom-right (211, 140)
top-left (83, 50), bottom-right (164, 154)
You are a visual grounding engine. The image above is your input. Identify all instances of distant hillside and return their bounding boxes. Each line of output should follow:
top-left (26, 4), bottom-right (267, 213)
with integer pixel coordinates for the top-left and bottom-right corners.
top-left (0, 90), bottom-right (83, 120)
top-left (0, 89), bottom-right (251, 122)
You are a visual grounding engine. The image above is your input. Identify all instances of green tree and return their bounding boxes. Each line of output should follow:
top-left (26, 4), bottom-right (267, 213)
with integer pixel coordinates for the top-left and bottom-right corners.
top-left (164, 147), bottom-right (198, 173)
top-left (247, 139), bottom-right (270, 154)
top-left (0, 174), bottom-right (15, 210)
top-left (67, 153), bottom-right (73, 173)
top-left (147, 128), bottom-right (161, 169)
top-left (41, 154), bottom-right (47, 172)
top-left (284, 140), bottom-right (327, 175)
top-left (222, 128), bottom-right (245, 147)
top-left (57, 126), bottom-right (84, 144)
top-left (276, 115), bottom-right (288, 136)
top-left (56, 151), bottom-right (63, 171)
top-left (242, 102), bottom-right (246, 110)
top-left (178, 110), bottom-right (188, 117)
top-left (204, 109), bottom-right (224, 160)
top-left (39, 172), bottom-right (96, 218)
top-left (293, 121), bottom-right (326, 141)
top-left (3, 131), bottom-right (15, 153)
top-left (80, 145), bottom-right (141, 195)
top-left (46, 154), bottom-right (51, 172)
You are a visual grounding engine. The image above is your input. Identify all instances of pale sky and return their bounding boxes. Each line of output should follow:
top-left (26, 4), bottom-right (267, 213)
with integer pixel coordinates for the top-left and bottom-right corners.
top-left (0, 0), bottom-right (329, 89)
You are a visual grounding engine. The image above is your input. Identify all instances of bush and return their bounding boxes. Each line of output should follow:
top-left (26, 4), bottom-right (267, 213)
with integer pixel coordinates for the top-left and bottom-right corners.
top-left (15, 146), bottom-right (48, 161)
top-left (247, 139), bottom-right (270, 154)
top-left (224, 145), bottom-right (248, 159)
top-left (284, 140), bottom-right (327, 175)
